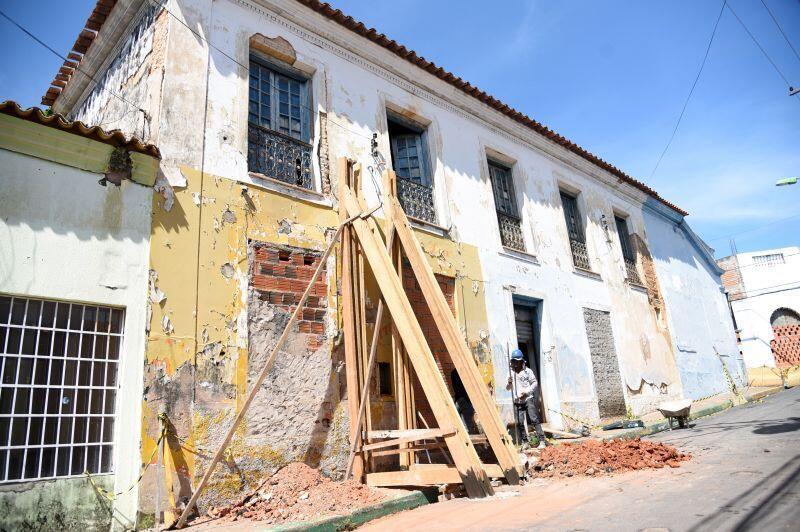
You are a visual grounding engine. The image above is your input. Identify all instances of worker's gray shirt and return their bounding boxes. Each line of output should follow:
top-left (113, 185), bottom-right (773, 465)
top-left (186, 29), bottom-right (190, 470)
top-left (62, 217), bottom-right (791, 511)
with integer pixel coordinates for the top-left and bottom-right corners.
top-left (507, 366), bottom-right (538, 400)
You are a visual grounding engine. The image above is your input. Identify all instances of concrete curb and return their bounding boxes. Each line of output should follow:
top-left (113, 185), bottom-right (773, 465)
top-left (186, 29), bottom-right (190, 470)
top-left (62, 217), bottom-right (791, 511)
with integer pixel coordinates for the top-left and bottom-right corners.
top-left (268, 490), bottom-right (430, 531)
top-left (604, 386), bottom-right (786, 441)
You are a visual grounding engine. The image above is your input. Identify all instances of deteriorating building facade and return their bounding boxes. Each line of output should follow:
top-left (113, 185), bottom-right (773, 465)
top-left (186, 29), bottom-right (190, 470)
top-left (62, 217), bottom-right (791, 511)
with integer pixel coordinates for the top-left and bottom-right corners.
top-left (0, 0), bottom-right (742, 527)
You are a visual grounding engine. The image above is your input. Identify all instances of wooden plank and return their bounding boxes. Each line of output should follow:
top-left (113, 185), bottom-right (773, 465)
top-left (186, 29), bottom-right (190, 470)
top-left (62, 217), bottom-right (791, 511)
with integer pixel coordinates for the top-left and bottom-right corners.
top-left (369, 442), bottom-right (444, 458)
top-left (542, 423), bottom-right (580, 439)
top-left (341, 186), bottom-right (493, 498)
top-left (338, 160), bottom-right (363, 482)
top-left (367, 428), bottom-right (449, 439)
top-left (410, 463), bottom-right (505, 479)
top-left (362, 429), bottom-right (454, 452)
top-left (366, 469), bottom-right (461, 487)
top-left (367, 464), bottom-right (506, 487)
top-left (344, 226), bottom-right (395, 479)
top-left (390, 197), bottom-right (522, 485)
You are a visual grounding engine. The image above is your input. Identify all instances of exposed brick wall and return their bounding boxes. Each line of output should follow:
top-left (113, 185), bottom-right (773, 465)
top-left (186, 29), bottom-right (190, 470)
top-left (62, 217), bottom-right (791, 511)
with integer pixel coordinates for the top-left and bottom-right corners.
top-left (717, 255), bottom-right (746, 301)
top-left (402, 264), bottom-right (457, 428)
top-left (250, 242), bottom-right (328, 351)
top-left (583, 308), bottom-right (627, 418)
top-left (772, 325), bottom-right (800, 367)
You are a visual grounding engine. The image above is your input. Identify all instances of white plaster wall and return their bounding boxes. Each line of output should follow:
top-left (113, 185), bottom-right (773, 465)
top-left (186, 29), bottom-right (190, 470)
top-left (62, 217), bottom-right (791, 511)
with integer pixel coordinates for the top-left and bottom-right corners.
top-left (0, 149), bottom-right (152, 527)
top-left (155, 0), bottom-right (742, 424)
top-left (730, 247), bottom-right (800, 369)
top-left (643, 208), bottom-right (743, 399)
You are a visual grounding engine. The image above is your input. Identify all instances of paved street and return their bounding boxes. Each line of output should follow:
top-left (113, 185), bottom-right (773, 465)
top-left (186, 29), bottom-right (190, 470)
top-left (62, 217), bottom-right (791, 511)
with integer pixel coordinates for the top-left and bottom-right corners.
top-left (362, 387), bottom-right (800, 531)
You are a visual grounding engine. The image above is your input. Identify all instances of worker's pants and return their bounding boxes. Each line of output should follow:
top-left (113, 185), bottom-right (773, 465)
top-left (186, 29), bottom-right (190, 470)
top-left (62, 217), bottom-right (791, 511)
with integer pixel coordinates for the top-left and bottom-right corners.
top-left (455, 397), bottom-right (476, 433)
top-left (515, 394), bottom-right (546, 444)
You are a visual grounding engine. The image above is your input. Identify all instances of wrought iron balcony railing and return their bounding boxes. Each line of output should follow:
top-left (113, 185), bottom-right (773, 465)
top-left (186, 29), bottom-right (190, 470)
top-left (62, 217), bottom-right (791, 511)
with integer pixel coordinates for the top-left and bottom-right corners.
top-left (248, 122), bottom-right (313, 190)
top-left (625, 258), bottom-right (643, 285)
top-left (497, 212), bottom-right (525, 252)
top-left (397, 178), bottom-right (437, 224)
top-left (569, 239), bottom-right (592, 270)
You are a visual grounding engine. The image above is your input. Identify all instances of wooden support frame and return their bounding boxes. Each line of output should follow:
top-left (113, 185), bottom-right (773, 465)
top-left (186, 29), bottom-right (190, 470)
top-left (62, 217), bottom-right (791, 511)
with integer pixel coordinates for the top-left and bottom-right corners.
top-left (340, 182), bottom-right (493, 498)
top-left (337, 157), bottom-right (523, 499)
top-left (389, 193), bottom-right (523, 484)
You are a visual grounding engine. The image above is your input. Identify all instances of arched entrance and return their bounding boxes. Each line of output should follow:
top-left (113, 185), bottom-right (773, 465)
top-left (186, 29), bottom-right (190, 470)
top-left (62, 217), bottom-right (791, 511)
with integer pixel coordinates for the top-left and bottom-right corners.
top-left (770, 307), bottom-right (800, 367)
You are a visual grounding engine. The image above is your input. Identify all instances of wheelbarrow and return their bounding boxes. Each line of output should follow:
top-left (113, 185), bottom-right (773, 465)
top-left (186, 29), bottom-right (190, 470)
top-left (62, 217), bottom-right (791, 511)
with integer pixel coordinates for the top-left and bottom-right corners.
top-left (657, 399), bottom-right (692, 430)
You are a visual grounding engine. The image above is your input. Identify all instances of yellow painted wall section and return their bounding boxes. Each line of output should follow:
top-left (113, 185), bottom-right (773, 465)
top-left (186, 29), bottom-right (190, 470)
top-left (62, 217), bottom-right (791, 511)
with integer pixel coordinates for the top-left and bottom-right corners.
top-left (142, 167), bottom-right (492, 499)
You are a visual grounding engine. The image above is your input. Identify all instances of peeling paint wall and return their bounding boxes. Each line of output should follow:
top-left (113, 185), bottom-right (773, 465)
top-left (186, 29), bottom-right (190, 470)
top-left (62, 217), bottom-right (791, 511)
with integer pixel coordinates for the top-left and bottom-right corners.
top-left (643, 203), bottom-right (743, 400)
top-left (69, 1), bottom-right (165, 143)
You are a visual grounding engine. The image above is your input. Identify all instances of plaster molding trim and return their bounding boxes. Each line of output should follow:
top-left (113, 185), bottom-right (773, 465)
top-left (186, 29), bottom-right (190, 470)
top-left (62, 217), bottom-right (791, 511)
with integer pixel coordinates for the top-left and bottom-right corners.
top-left (236, 0), bottom-right (666, 215)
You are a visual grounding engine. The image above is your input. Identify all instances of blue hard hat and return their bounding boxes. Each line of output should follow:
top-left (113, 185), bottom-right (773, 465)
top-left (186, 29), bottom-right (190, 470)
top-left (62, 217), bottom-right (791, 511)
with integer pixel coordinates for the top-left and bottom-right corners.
top-left (511, 349), bottom-right (524, 360)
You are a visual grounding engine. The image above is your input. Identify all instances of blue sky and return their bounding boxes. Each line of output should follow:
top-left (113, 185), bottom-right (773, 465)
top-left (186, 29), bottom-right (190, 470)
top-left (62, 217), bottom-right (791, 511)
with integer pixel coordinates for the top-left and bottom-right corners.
top-left (1, 0), bottom-right (798, 258)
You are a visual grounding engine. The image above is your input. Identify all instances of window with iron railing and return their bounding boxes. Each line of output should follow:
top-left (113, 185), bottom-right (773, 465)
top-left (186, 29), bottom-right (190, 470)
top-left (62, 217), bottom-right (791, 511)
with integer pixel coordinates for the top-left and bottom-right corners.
top-left (560, 191), bottom-right (592, 270)
top-left (614, 216), bottom-right (642, 285)
top-left (488, 161), bottom-right (525, 252)
top-left (388, 116), bottom-right (436, 224)
top-left (248, 57), bottom-right (313, 189)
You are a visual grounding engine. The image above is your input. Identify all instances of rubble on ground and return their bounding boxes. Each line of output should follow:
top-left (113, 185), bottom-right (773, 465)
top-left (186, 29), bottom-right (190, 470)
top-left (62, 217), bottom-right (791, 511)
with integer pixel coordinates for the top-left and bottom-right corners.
top-left (203, 462), bottom-right (386, 525)
top-left (527, 438), bottom-right (690, 478)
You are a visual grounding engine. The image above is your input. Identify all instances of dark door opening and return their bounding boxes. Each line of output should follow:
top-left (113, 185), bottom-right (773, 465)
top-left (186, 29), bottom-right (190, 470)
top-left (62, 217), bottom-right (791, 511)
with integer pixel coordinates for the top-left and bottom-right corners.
top-left (513, 299), bottom-right (545, 422)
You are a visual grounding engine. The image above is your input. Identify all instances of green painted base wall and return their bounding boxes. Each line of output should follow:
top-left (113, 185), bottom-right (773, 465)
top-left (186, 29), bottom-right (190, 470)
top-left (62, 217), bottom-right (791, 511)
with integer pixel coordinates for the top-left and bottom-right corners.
top-left (0, 475), bottom-right (113, 531)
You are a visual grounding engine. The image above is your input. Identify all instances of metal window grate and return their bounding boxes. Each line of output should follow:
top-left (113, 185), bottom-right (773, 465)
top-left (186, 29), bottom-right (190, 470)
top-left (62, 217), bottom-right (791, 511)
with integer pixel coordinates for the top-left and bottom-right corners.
top-left (248, 123), bottom-right (313, 189)
top-left (624, 258), bottom-right (643, 285)
top-left (397, 177), bottom-right (437, 224)
top-left (489, 162), bottom-right (525, 252)
top-left (614, 216), bottom-right (641, 284)
top-left (561, 192), bottom-right (591, 270)
top-left (0, 295), bottom-right (122, 483)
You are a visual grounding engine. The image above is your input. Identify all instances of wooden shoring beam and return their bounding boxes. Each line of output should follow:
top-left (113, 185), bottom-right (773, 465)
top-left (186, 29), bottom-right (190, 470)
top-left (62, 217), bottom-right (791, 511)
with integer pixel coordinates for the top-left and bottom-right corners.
top-left (338, 160), bottom-right (363, 481)
top-left (361, 428), bottom-right (454, 452)
top-left (366, 463), bottom-right (505, 487)
top-left (340, 182), bottom-right (493, 498)
top-left (389, 195), bottom-right (522, 485)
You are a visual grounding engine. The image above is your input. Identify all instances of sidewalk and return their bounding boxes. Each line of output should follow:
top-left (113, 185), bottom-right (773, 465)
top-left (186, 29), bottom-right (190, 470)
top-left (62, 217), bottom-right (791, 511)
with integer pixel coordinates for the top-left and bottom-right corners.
top-left (584, 385), bottom-right (785, 441)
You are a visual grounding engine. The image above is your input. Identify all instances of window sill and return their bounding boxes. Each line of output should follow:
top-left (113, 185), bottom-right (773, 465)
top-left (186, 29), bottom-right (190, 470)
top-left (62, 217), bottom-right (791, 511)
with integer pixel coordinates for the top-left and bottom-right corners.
top-left (573, 267), bottom-right (602, 281)
top-left (247, 172), bottom-right (332, 207)
top-left (499, 247), bottom-right (540, 265)
top-left (627, 280), bottom-right (648, 293)
top-left (408, 216), bottom-right (451, 238)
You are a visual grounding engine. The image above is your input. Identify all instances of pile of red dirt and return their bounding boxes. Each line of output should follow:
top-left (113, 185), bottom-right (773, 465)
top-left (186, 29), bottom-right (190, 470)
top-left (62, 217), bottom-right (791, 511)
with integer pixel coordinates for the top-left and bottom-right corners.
top-left (528, 438), bottom-right (690, 478)
top-left (205, 463), bottom-right (386, 525)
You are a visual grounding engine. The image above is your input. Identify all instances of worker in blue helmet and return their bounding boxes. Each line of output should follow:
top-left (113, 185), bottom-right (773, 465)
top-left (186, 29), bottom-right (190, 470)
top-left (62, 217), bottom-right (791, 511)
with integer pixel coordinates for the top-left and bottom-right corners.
top-left (507, 348), bottom-right (547, 449)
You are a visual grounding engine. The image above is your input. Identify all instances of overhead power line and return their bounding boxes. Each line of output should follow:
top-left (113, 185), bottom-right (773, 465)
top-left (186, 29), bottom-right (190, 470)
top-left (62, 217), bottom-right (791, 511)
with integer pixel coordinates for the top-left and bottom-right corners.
top-left (726, 2), bottom-right (797, 91)
top-left (0, 8), bottom-right (147, 116)
top-left (759, 0), bottom-right (800, 64)
top-left (649, 0), bottom-right (727, 179)
top-left (705, 213), bottom-right (800, 241)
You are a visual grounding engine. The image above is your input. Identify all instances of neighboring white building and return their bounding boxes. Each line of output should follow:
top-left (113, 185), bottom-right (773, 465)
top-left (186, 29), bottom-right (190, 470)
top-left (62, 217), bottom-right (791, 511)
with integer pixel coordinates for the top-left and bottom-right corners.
top-left (0, 103), bottom-right (159, 529)
top-left (719, 246), bottom-right (800, 370)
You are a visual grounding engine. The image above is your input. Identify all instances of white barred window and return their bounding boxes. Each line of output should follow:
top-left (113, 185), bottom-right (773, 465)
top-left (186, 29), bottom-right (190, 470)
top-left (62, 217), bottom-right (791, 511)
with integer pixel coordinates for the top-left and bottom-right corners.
top-left (753, 253), bottom-right (785, 267)
top-left (0, 295), bottom-right (123, 483)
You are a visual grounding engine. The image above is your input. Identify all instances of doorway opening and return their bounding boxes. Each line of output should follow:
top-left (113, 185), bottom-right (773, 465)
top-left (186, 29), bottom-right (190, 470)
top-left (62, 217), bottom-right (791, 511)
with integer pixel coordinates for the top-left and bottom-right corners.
top-left (513, 296), bottom-right (545, 422)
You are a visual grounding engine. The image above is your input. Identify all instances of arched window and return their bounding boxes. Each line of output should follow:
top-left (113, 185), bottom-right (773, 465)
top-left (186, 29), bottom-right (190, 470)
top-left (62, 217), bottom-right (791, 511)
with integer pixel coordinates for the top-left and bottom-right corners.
top-left (770, 307), bottom-right (800, 327)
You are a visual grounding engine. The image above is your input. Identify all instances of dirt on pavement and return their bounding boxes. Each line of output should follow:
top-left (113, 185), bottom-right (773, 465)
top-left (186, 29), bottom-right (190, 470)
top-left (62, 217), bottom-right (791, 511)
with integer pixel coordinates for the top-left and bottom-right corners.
top-left (197, 462), bottom-right (386, 526)
top-left (528, 437), bottom-right (690, 478)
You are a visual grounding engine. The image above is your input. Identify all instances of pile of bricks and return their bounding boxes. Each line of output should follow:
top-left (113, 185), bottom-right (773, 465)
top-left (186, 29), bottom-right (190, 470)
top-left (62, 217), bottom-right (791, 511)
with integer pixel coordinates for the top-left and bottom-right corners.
top-left (251, 243), bottom-right (328, 351)
top-left (772, 324), bottom-right (800, 367)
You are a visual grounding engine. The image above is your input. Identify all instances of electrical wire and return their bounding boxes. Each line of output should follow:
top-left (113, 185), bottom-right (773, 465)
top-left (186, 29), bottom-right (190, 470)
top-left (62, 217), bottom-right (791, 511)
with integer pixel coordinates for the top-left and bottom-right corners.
top-left (726, 2), bottom-right (798, 92)
top-left (0, 7), bottom-right (147, 116)
top-left (758, 0), bottom-right (800, 65)
top-left (649, 0), bottom-right (727, 179)
top-left (705, 213), bottom-right (800, 241)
